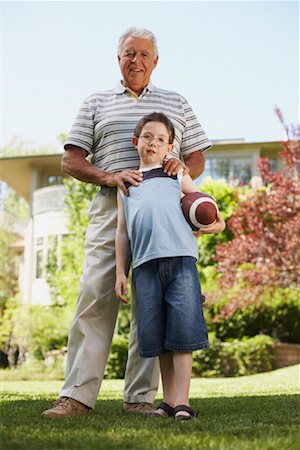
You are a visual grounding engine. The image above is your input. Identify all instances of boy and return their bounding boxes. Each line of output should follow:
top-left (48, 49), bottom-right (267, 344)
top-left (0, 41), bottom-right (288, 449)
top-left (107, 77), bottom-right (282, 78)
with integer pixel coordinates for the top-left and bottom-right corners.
top-left (115, 113), bottom-right (225, 420)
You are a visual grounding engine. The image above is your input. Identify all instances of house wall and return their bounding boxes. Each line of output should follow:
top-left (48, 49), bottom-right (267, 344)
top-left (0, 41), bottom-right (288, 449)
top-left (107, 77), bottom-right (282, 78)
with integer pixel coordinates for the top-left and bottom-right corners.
top-left (19, 185), bottom-right (69, 305)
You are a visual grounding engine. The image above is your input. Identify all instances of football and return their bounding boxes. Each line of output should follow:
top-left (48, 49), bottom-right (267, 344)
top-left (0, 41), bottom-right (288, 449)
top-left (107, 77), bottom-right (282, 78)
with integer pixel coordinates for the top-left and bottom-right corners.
top-left (181, 192), bottom-right (219, 231)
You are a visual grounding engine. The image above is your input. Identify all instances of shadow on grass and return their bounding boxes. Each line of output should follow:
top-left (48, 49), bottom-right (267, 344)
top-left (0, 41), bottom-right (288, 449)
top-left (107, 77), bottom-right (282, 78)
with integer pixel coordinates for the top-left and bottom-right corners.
top-left (1, 395), bottom-right (300, 450)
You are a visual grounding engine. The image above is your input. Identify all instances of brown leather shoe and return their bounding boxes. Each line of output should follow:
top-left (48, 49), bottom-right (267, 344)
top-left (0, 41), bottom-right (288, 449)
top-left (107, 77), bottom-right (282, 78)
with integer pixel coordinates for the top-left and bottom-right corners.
top-left (42, 397), bottom-right (90, 419)
top-left (122, 402), bottom-right (154, 414)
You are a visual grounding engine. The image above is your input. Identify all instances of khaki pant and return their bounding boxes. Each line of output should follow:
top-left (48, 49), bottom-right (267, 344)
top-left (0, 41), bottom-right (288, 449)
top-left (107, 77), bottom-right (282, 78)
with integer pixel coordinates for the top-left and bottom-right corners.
top-left (60, 187), bottom-right (160, 409)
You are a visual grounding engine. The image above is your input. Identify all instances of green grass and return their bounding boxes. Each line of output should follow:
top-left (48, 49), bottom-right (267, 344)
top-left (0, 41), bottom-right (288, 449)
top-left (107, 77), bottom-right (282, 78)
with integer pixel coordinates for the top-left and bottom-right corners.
top-left (1, 365), bottom-right (299, 450)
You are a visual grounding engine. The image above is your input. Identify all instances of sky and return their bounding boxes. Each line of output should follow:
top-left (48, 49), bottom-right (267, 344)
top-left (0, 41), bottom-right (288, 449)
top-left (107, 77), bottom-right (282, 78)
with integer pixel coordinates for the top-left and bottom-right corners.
top-left (1, 0), bottom-right (299, 153)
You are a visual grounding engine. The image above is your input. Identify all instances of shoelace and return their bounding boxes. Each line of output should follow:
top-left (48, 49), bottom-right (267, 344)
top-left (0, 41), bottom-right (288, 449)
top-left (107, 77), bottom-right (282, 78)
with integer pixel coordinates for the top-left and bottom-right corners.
top-left (135, 402), bottom-right (150, 409)
top-left (52, 397), bottom-right (73, 409)
top-left (62, 399), bottom-right (77, 410)
top-left (52, 397), bottom-right (66, 408)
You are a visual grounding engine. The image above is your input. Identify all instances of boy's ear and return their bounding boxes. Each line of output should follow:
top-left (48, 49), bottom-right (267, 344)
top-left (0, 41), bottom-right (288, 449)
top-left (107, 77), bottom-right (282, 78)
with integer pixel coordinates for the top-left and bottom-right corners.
top-left (132, 136), bottom-right (138, 147)
top-left (166, 144), bottom-right (173, 155)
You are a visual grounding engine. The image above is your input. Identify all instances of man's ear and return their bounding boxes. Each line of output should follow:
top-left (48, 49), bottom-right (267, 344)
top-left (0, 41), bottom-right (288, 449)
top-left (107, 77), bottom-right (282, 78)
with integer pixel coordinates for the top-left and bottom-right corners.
top-left (132, 136), bottom-right (138, 147)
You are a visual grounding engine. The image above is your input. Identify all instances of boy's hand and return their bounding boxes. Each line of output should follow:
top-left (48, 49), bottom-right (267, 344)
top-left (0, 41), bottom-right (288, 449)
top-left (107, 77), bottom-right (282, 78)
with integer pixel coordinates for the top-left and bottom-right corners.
top-left (194, 213), bottom-right (226, 237)
top-left (163, 158), bottom-right (189, 176)
top-left (115, 274), bottom-right (129, 304)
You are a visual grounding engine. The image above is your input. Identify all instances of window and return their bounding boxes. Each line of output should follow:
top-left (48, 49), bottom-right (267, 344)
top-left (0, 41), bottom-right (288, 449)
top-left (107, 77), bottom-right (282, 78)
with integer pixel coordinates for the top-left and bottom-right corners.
top-left (211, 159), bottom-right (230, 180)
top-left (269, 158), bottom-right (279, 172)
top-left (47, 175), bottom-right (64, 186)
top-left (201, 157), bottom-right (252, 185)
top-left (35, 237), bottom-right (44, 278)
top-left (232, 159), bottom-right (252, 185)
top-left (35, 234), bottom-right (66, 280)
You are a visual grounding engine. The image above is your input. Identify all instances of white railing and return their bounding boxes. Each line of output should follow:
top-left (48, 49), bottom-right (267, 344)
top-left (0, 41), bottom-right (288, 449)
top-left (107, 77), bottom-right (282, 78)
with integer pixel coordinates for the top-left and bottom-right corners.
top-left (33, 185), bottom-right (66, 216)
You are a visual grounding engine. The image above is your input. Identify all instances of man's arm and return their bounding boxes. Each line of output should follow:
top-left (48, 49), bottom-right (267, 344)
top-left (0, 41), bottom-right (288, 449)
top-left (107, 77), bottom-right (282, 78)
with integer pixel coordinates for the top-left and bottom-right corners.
top-left (62, 145), bottom-right (143, 195)
top-left (162, 150), bottom-right (205, 180)
top-left (183, 150), bottom-right (205, 180)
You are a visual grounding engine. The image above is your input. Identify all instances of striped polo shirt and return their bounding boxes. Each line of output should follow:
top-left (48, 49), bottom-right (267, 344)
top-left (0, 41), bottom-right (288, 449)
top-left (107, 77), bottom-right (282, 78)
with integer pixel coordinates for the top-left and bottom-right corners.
top-left (64, 81), bottom-right (212, 173)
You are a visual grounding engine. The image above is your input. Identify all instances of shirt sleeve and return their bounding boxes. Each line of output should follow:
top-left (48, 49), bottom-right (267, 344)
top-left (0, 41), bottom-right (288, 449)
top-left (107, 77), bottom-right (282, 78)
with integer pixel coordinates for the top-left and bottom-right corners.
top-left (179, 96), bottom-right (212, 157)
top-left (64, 96), bottom-right (95, 154)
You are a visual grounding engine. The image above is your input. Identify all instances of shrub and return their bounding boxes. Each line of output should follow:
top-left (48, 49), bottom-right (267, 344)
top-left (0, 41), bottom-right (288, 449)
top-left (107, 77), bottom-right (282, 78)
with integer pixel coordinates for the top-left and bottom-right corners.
top-left (206, 287), bottom-right (300, 343)
top-left (104, 335), bottom-right (129, 379)
top-left (0, 349), bottom-right (66, 381)
top-left (196, 178), bottom-right (238, 267)
top-left (192, 333), bottom-right (276, 377)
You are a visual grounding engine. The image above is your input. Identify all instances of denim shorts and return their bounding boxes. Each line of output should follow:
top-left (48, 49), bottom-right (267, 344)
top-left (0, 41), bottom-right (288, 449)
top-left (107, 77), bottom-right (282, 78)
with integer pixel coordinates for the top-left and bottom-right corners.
top-left (133, 256), bottom-right (209, 357)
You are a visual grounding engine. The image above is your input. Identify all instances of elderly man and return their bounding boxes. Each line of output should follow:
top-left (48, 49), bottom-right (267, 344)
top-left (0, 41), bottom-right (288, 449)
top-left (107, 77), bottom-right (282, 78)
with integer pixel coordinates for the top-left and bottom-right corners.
top-left (43, 27), bottom-right (212, 419)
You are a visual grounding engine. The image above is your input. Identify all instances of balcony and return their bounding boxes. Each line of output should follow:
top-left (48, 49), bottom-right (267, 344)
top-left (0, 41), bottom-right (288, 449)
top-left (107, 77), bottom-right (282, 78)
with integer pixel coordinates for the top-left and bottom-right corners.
top-left (33, 185), bottom-right (66, 216)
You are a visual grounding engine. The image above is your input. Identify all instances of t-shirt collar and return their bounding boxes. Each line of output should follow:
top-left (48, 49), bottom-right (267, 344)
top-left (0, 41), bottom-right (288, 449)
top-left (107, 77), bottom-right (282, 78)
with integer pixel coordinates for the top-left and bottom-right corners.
top-left (139, 165), bottom-right (163, 172)
top-left (113, 80), bottom-right (156, 95)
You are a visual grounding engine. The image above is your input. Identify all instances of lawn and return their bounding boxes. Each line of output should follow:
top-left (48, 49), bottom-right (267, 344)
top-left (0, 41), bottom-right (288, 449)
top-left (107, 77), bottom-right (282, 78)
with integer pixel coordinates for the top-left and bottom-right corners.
top-left (1, 365), bottom-right (299, 450)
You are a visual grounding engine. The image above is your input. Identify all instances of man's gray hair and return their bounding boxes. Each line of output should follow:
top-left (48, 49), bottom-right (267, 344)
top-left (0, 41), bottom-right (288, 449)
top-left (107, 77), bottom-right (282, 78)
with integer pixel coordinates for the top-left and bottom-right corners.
top-left (118, 27), bottom-right (158, 56)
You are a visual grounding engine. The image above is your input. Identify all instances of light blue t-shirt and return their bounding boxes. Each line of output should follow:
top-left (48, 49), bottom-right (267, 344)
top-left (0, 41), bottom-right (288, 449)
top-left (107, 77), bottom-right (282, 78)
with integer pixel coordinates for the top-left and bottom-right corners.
top-left (122, 167), bottom-right (198, 269)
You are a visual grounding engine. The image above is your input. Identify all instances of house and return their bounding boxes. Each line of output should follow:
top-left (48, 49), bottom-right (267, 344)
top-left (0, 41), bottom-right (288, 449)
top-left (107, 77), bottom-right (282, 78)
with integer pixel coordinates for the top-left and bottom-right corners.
top-left (0, 140), bottom-right (283, 305)
top-left (0, 154), bottom-right (67, 305)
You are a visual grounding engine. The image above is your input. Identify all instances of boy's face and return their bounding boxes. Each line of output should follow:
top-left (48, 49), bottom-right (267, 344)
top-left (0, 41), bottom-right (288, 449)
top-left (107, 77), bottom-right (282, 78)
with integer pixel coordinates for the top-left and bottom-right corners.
top-left (132, 121), bottom-right (173, 167)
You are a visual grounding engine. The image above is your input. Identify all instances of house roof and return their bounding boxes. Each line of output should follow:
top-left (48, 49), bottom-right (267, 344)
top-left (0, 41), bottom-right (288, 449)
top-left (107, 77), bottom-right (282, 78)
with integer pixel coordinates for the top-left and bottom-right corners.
top-left (0, 141), bottom-right (283, 200)
top-left (0, 153), bottom-right (63, 200)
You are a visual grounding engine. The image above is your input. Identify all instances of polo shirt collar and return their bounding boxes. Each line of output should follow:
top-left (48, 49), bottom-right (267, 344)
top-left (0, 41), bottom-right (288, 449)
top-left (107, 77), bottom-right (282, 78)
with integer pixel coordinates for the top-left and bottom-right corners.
top-left (113, 80), bottom-right (156, 95)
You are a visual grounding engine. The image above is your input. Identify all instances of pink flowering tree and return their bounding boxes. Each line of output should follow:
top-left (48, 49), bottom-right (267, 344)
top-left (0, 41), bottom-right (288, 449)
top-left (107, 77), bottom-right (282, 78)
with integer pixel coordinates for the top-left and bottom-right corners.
top-left (213, 110), bottom-right (300, 317)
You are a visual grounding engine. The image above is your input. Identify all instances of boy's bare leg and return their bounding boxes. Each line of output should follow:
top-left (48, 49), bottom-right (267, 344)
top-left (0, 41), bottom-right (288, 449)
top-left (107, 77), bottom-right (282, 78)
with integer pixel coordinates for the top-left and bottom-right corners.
top-left (156, 352), bottom-right (176, 416)
top-left (173, 352), bottom-right (193, 418)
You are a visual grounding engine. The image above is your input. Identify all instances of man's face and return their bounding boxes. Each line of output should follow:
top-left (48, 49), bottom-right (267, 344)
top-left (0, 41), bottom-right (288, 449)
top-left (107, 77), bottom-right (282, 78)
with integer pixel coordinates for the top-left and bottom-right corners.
top-left (118, 36), bottom-right (158, 95)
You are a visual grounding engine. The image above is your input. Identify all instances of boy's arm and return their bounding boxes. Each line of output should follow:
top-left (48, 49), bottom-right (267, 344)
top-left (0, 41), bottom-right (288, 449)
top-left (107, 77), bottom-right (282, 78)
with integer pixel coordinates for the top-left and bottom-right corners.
top-left (115, 191), bottom-right (130, 304)
top-left (181, 172), bottom-right (199, 195)
top-left (181, 173), bottom-right (226, 235)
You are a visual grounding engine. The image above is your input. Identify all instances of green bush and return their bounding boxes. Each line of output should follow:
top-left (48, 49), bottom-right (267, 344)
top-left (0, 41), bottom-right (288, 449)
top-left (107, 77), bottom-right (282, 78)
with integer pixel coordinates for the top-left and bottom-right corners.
top-left (192, 333), bottom-right (276, 377)
top-left (0, 332), bottom-right (276, 380)
top-left (196, 178), bottom-right (238, 268)
top-left (0, 302), bottom-right (71, 366)
top-left (206, 288), bottom-right (300, 343)
top-left (0, 349), bottom-right (66, 381)
top-left (104, 335), bottom-right (129, 379)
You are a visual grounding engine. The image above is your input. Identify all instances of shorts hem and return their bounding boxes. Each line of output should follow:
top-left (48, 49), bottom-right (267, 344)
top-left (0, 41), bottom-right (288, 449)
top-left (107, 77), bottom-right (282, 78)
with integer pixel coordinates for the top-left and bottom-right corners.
top-left (164, 340), bottom-right (210, 352)
top-left (140, 341), bottom-right (209, 357)
top-left (140, 348), bottom-right (168, 358)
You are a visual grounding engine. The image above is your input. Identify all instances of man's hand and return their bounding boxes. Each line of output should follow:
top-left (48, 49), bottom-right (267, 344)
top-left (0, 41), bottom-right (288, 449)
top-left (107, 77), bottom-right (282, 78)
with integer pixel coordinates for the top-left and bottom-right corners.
top-left (162, 158), bottom-right (190, 177)
top-left (115, 274), bottom-right (129, 304)
top-left (194, 213), bottom-right (226, 237)
top-left (105, 170), bottom-right (143, 196)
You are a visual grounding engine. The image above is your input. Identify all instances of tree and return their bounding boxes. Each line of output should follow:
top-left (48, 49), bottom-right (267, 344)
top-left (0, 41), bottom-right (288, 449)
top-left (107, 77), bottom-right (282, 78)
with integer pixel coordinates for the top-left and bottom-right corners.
top-left (47, 178), bottom-right (98, 308)
top-left (0, 187), bottom-right (29, 366)
top-left (0, 230), bottom-right (19, 313)
top-left (0, 185), bottom-right (28, 313)
top-left (214, 115), bottom-right (300, 314)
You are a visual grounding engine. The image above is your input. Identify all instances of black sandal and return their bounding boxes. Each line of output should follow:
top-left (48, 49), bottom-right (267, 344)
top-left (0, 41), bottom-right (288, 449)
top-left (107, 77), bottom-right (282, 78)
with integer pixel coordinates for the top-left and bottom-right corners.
top-left (174, 404), bottom-right (196, 420)
top-left (147, 401), bottom-right (174, 418)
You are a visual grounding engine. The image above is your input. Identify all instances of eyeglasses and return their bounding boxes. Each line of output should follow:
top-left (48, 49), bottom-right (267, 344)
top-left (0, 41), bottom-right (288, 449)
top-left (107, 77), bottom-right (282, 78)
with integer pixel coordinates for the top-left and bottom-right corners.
top-left (139, 133), bottom-right (170, 147)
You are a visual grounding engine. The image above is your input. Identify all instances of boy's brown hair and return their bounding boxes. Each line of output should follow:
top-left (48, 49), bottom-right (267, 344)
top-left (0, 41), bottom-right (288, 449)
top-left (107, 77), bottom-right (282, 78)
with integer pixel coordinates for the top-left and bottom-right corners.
top-left (134, 112), bottom-right (175, 144)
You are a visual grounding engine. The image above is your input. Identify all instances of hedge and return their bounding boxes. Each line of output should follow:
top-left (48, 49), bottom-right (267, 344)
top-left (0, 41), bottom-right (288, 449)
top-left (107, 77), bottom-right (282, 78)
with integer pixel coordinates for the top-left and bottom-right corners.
top-left (104, 333), bottom-right (276, 379)
top-left (206, 288), bottom-right (300, 343)
top-left (192, 333), bottom-right (276, 377)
